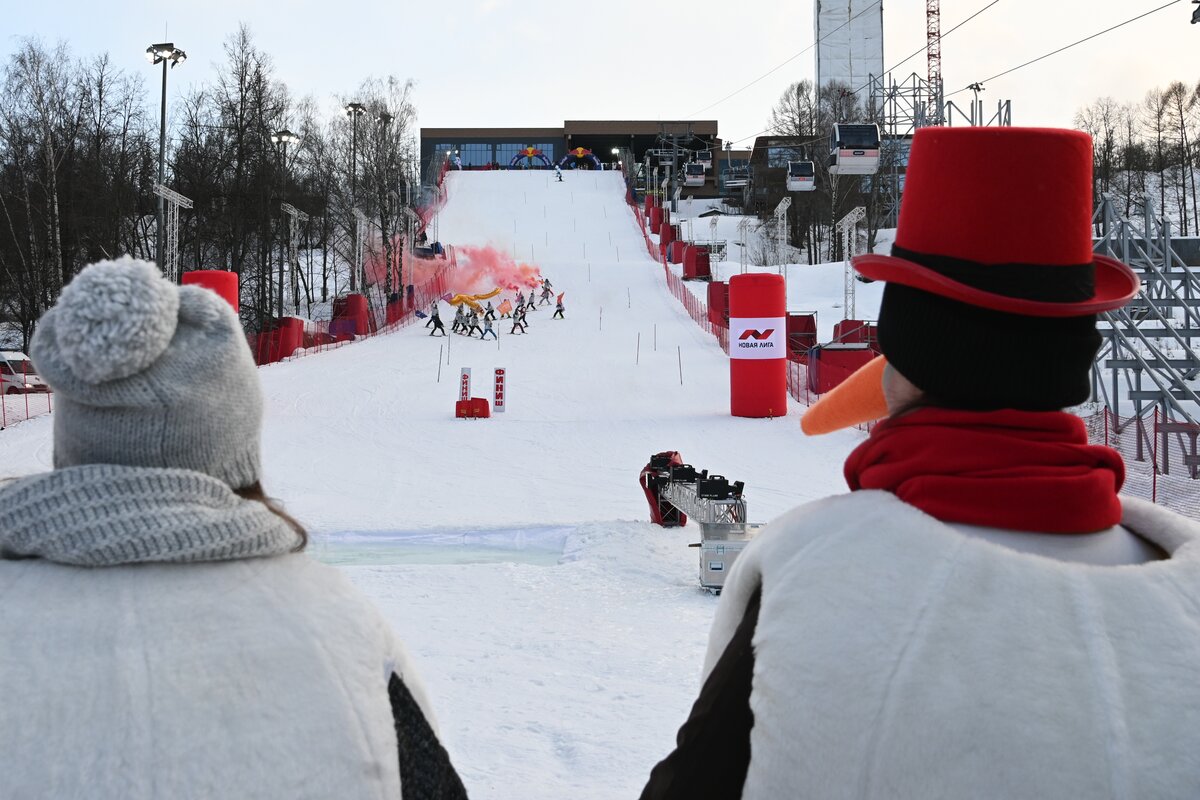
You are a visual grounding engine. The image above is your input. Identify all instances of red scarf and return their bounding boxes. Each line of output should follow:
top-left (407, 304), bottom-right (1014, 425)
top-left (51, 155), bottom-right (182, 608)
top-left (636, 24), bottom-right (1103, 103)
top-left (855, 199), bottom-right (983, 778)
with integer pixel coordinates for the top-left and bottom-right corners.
top-left (844, 408), bottom-right (1125, 533)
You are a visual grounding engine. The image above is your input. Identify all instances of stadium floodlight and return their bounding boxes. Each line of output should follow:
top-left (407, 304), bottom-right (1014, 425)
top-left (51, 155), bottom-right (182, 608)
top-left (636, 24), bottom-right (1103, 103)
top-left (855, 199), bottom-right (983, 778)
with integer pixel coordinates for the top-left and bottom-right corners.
top-left (145, 43), bottom-right (186, 66)
top-left (270, 129), bottom-right (301, 146)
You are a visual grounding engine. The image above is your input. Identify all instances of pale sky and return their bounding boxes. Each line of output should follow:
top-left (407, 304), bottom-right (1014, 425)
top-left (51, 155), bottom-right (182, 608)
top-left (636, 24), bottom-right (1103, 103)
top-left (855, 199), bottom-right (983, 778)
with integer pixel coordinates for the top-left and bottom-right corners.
top-left (2, 0), bottom-right (1197, 146)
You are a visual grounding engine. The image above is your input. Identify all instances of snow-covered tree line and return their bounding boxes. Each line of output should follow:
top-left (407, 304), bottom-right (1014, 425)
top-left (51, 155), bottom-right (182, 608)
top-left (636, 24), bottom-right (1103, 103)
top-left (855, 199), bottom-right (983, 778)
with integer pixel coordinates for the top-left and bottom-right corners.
top-left (1074, 83), bottom-right (1200, 236)
top-left (0, 25), bottom-right (419, 349)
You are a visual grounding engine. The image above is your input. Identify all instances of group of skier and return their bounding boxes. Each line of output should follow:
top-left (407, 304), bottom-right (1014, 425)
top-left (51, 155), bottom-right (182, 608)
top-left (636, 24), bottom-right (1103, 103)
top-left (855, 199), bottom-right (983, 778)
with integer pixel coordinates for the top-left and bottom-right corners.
top-left (425, 277), bottom-right (563, 339)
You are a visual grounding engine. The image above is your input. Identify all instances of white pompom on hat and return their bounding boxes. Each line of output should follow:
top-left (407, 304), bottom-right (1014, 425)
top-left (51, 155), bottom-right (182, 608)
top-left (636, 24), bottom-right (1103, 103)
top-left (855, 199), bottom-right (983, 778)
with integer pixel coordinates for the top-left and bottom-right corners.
top-left (32, 256), bottom-right (263, 489)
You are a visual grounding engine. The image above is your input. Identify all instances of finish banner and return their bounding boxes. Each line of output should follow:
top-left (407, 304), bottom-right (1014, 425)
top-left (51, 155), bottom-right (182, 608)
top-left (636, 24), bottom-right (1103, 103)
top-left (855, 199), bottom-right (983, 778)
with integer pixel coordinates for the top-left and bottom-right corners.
top-left (729, 317), bottom-right (786, 360)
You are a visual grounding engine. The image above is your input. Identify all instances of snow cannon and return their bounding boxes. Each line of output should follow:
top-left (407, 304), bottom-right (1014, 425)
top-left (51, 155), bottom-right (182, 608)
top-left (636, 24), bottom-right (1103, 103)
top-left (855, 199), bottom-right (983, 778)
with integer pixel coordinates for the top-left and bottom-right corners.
top-left (728, 273), bottom-right (787, 418)
top-left (639, 452), bottom-right (758, 593)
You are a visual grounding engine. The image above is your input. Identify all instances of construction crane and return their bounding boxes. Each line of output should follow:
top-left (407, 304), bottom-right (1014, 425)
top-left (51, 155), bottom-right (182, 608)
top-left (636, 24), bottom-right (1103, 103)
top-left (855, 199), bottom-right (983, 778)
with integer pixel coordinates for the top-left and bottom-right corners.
top-left (927, 0), bottom-right (944, 124)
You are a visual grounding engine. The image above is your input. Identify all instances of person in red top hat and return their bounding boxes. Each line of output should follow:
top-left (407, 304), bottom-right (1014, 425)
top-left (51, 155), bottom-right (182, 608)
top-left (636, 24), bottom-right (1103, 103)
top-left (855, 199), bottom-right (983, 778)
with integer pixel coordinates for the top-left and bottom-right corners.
top-left (640, 127), bottom-right (1200, 800)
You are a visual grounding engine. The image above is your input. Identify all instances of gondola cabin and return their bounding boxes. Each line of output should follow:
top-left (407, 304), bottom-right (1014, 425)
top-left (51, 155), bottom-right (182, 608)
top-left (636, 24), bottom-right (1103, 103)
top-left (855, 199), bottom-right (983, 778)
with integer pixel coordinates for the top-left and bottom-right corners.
top-left (720, 167), bottom-right (748, 189)
top-left (829, 123), bottom-right (881, 176)
top-left (695, 149), bottom-right (713, 170)
top-left (786, 160), bottom-right (816, 192)
top-left (684, 163), bottom-right (706, 187)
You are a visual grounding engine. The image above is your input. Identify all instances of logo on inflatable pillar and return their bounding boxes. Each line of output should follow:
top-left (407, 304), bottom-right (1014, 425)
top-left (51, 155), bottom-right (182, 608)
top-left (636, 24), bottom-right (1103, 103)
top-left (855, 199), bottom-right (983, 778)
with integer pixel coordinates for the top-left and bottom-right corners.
top-left (494, 368), bottom-right (506, 413)
top-left (729, 317), bottom-right (786, 359)
top-left (459, 367), bottom-right (471, 401)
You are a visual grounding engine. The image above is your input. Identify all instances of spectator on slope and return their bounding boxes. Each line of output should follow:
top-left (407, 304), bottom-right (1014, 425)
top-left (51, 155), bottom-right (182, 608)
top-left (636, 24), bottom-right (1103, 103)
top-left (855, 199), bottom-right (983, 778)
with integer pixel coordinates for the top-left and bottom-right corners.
top-left (509, 308), bottom-right (527, 335)
top-left (640, 127), bottom-right (1200, 800)
top-left (0, 258), bottom-right (468, 800)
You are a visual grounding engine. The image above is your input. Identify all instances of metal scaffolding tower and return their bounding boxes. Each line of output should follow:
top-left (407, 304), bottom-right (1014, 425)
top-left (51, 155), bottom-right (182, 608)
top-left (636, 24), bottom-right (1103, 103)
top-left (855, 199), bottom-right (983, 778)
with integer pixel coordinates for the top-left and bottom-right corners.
top-left (153, 184), bottom-right (193, 283)
top-left (281, 202), bottom-right (309, 314)
top-left (839, 206), bottom-right (867, 319)
top-left (1092, 196), bottom-right (1200, 427)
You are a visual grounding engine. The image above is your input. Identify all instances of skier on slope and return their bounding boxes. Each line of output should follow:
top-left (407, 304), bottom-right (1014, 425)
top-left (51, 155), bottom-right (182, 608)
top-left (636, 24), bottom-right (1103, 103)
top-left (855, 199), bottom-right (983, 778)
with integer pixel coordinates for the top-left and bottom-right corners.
top-left (509, 308), bottom-right (527, 335)
top-left (539, 283), bottom-right (553, 305)
top-left (484, 301), bottom-right (496, 322)
top-left (466, 310), bottom-right (483, 338)
top-left (555, 165), bottom-right (563, 182)
top-left (428, 311), bottom-right (446, 336)
top-left (552, 293), bottom-right (565, 319)
top-left (481, 315), bottom-right (497, 340)
top-left (425, 302), bottom-right (441, 329)
top-left (451, 305), bottom-right (465, 334)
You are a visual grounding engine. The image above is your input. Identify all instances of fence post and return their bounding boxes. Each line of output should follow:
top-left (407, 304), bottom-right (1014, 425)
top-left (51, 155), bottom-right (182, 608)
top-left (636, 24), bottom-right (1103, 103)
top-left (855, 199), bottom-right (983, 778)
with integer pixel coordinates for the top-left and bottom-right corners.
top-left (1153, 406), bottom-right (1159, 504)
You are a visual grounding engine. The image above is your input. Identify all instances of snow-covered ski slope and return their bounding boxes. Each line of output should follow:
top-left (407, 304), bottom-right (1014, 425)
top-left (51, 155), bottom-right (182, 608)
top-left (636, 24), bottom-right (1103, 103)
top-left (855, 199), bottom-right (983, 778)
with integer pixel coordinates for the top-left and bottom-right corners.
top-left (0, 169), bottom-right (875, 799)
top-left (260, 170), bottom-right (867, 532)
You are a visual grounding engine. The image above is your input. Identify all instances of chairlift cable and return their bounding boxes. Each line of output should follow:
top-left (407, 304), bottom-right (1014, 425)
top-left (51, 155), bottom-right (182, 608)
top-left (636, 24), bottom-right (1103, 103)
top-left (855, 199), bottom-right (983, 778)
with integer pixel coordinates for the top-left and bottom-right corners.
top-left (722, 0), bottom-right (1000, 147)
top-left (944, 0), bottom-right (1182, 97)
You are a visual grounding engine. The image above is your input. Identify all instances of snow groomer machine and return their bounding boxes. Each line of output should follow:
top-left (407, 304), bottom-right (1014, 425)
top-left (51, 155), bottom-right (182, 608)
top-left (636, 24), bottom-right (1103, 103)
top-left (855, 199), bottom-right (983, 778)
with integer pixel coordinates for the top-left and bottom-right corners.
top-left (639, 451), bottom-right (760, 594)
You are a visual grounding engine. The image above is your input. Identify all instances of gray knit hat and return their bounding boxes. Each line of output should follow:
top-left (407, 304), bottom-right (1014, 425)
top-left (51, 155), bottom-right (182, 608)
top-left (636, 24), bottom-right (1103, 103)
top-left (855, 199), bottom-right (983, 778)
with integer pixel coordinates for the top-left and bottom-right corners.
top-left (32, 257), bottom-right (262, 489)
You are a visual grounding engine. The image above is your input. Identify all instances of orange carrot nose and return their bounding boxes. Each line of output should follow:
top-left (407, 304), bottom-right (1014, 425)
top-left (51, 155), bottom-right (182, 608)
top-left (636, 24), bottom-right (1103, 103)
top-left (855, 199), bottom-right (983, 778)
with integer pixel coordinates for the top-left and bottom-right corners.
top-left (800, 355), bottom-right (890, 435)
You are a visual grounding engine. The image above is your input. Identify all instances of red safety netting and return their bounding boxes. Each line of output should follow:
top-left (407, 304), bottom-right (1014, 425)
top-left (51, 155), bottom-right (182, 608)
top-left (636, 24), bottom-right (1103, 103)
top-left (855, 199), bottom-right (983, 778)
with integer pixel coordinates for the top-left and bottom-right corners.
top-left (0, 362), bottom-right (53, 430)
top-left (1081, 407), bottom-right (1200, 521)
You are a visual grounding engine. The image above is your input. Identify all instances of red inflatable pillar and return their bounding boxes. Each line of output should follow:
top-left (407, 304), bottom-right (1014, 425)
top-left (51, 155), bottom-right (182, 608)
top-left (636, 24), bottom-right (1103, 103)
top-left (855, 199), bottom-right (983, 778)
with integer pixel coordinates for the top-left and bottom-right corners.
top-left (728, 273), bottom-right (787, 418)
top-left (182, 270), bottom-right (239, 311)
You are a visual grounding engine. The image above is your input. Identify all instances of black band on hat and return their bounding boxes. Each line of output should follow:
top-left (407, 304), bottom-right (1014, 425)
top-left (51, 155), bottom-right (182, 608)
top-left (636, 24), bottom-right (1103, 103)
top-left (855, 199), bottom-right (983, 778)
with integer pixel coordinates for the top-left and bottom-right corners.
top-left (877, 283), bottom-right (1101, 411)
top-left (890, 245), bottom-right (1096, 303)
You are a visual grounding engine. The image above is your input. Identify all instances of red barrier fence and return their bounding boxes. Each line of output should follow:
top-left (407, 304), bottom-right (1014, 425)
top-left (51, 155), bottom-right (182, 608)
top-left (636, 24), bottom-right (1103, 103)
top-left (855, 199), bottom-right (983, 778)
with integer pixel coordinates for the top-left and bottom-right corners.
top-left (1081, 407), bottom-right (1200, 520)
top-left (251, 262), bottom-right (451, 367)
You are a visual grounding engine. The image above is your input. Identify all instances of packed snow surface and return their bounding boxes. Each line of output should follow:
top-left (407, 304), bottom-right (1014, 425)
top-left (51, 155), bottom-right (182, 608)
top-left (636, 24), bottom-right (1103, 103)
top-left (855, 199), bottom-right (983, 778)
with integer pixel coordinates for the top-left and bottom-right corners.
top-left (0, 170), bottom-right (880, 799)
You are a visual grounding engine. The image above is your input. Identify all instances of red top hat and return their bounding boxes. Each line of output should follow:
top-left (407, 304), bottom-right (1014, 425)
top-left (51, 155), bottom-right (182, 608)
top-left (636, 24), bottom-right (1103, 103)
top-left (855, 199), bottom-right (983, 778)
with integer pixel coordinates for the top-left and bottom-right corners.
top-left (852, 127), bottom-right (1139, 317)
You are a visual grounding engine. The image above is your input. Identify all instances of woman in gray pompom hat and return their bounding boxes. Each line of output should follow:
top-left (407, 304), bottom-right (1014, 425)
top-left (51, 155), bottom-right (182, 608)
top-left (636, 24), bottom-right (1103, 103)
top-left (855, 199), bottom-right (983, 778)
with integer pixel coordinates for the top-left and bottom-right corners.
top-left (0, 257), bottom-right (468, 799)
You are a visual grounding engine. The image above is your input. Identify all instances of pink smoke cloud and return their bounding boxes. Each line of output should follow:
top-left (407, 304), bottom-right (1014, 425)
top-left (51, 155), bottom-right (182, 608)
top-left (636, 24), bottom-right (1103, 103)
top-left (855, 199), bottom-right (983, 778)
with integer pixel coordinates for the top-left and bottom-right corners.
top-left (440, 245), bottom-right (543, 296)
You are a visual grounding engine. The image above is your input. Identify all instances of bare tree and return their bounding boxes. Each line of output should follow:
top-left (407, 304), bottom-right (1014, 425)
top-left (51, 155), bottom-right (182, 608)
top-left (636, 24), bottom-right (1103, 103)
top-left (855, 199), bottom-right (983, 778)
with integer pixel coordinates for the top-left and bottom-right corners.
top-left (1075, 97), bottom-right (1121, 229)
top-left (1164, 81), bottom-right (1194, 235)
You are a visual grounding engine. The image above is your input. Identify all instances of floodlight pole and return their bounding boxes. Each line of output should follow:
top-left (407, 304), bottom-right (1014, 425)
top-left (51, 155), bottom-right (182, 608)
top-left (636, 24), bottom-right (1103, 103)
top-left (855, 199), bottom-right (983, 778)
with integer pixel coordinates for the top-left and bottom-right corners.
top-left (346, 102), bottom-right (366, 291)
top-left (156, 58), bottom-right (168, 270)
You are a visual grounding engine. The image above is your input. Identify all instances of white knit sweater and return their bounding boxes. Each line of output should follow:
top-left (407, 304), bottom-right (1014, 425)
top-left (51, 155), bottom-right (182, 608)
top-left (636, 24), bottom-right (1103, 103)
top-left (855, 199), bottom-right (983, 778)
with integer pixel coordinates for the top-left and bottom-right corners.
top-left (0, 554), bottom-right (435, 800)
top-left (707, 491), bottom-right (1200, 799)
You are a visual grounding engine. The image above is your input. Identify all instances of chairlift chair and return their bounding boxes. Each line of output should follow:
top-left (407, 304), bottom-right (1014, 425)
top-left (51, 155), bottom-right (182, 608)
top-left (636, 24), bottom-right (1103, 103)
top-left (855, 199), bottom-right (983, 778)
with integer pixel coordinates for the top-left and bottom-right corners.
top-left (786, 160), bottom-right (816, 192)
top-left (829, 123), bottom-right (881, 176)
top-left (695, 149), bottom-right (713, 170)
